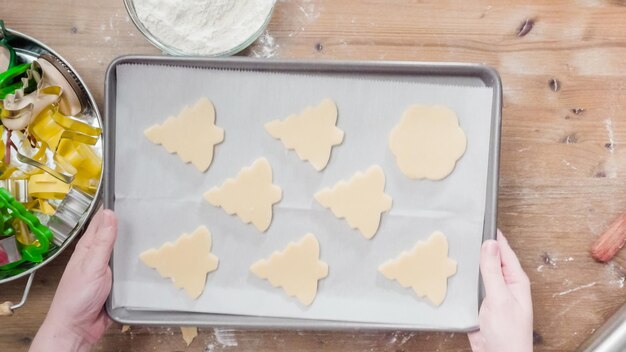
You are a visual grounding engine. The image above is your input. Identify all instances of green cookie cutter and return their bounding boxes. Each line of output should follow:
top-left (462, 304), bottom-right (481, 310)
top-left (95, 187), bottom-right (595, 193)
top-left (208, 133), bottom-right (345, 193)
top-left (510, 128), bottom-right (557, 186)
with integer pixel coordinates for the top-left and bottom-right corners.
top-left (0, 187), bottom-right (54, 268)
top-left (0, 63), bottom-right (30, 99)
top-left (0, 20), bottom-right (40, 99)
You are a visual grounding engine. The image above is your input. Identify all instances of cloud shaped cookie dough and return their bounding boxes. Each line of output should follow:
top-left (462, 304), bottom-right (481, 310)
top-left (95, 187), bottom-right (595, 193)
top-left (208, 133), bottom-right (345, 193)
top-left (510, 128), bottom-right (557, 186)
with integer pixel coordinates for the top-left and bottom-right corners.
top-left (389, 105), bottom-right (466, 180)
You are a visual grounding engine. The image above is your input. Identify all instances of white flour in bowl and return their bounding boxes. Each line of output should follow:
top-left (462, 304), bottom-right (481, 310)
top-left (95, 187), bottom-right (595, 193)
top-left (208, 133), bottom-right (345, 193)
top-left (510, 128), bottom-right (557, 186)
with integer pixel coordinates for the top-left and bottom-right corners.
top-left (133, 0), bottom-right (275, 55)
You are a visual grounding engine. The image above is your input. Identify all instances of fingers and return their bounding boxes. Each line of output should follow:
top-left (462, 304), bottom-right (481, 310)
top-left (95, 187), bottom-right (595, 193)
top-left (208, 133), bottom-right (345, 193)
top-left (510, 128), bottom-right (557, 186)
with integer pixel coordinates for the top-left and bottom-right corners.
top-left (479, 240), bottom-right (508, 300)
top-left (81, 210), bottom-right (118, 275)
top-left (496, 230), bottom-right (532, 306)
top-left (70, 209), bottom-right (117, 275)
top-left (467, 331), bottom-right (485, 352)
top-left (73, 208), bottom-right (106, 257)
top-left (497, 230), bottom-right (527, 283)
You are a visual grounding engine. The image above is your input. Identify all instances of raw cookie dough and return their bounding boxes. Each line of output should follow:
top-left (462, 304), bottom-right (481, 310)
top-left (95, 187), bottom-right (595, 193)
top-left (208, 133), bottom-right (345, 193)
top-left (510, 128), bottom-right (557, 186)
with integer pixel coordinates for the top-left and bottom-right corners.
top-left (180, 326), bottom-right (198, 346)
top-left (250, 233), bottom-right (328, 305)
top-left (265, 98), bottom-right (344, 171)
top-left (314, 165), bottom-right (392, 239)
top-left (139, 226), bottom-right (219, 299)
top-left (389, 105), bottom-right (466, 180)
top-left (378, 231), bottom-right (457, 306)
top-left (144, 97), bottom-right (224, 172)
top-left (204, 158), bottom-right (282, 232)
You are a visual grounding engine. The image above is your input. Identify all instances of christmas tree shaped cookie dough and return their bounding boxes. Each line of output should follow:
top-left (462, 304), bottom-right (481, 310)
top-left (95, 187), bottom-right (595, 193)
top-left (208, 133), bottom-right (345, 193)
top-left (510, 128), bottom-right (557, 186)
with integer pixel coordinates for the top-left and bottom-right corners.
top-left (265, 99), bottom-right (344, 171)
top-left (250, 233), bottom-right (328, 305)
top-left (139, 226), bottom-right (219, 299)
top-left (144, 97), bottom-right (224, 172)
top-left (379, 231), bottom-right (457, 306)
top-left (204, 158), bottom-right (282, 232)
top-left (389, 105), bottom-right (466, 180)
top-left (314, 165), bottom-right (392, 239)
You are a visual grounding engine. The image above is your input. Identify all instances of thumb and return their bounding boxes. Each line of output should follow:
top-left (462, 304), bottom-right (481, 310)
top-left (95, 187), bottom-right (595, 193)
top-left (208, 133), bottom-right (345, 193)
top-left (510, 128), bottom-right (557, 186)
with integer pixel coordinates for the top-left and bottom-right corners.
top-left (81, 210), bottom-right (118, 275)
top-left (480, 240), bottom-right (508, 301)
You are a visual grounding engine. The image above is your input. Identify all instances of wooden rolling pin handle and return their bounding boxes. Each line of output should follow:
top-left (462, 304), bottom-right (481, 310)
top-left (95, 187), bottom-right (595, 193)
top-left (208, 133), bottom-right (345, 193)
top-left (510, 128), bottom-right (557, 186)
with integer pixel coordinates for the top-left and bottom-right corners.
top-left (591, 212), bottom-right (626, 262)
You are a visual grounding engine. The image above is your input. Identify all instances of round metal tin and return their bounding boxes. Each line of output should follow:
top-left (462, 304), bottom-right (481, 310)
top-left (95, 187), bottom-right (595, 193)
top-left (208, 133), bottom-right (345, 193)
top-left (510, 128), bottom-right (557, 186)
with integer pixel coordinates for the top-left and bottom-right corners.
top-left (0, 28), bottom-right (103, 285)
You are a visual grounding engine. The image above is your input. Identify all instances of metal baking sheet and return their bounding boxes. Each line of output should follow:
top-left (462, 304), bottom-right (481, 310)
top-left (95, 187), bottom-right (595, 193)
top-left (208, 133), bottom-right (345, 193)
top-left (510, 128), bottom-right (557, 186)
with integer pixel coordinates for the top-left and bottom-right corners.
top-left (104, 56), bottom-right (501, 332)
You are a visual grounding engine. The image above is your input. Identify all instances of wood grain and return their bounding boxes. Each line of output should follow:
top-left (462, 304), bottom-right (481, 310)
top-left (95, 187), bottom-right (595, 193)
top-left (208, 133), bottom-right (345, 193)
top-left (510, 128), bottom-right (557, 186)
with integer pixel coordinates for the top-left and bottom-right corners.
top-left (2, 0), bottom-right (626, 351)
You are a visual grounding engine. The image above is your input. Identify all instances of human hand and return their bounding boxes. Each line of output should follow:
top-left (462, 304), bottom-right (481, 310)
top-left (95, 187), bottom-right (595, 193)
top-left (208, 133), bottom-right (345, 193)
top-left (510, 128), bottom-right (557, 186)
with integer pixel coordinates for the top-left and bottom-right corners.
top-left (30, 209), bottom-right (118, 352)
top-left (468, 230), bottom-right (533, 352)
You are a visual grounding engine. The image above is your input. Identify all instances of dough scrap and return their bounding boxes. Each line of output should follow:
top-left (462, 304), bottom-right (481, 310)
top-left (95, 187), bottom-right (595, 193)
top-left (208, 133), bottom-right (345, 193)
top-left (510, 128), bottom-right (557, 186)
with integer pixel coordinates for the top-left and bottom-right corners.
top-left (204, 158), bottom-right (282, 232)
top-left (265, 99), bottom-right (344, 171)
top-left (139, 226), bottom-right (219, 299)
top-left (144, 97), bottom-right (224, 172)
top-left (250, 233), bottom-right (328, 305)
top-left (180, 326), bottom-right (198, 346)
top-left (314, 165), bottom-right (392, 239)
top-left (379, 231), bottom-right (457, 306)
top-left (389, 105), bottom-right (466, 180)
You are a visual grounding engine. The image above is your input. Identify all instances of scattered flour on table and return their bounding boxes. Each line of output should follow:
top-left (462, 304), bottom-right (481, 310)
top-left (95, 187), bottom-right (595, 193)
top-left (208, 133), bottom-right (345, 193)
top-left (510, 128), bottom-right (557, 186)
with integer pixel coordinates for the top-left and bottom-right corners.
top-left (605, 117), bottom-right (615, 153)
top-left (552, 282), bottom-right (596, 297)
top-left (249, 30), bottom-right (280, 58)
top-left (133, 0), bottom-right (275, 55)
top-left (213, 328), bottom-right (238, 347)
top-left (536, 253), bottom-right (573, 272)
top-left (606, 262), bottom-right (626, 288)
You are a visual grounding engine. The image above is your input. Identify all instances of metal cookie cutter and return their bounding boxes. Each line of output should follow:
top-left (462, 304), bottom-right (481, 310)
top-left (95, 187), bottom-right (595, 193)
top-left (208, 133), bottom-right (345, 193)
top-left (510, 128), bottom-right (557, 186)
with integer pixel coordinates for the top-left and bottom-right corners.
top-left (47, 187), bottom-right (92, 247)
top-left (0, 236), bottom-right (20, 266)
top-left (37, 53), bottom-right (88, 116)
top-left (0, 179), bottom-right (28, 203)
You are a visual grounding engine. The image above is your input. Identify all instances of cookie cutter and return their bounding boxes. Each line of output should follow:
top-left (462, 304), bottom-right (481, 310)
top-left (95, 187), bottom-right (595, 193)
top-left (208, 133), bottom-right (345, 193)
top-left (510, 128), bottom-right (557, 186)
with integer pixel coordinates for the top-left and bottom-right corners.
top-left (0, 187), bottom-right (54, 266)
top-left (47, 187), bottom-right (92, 247)
top-left (1, 51), bottom-right (88, 128)
top-left (9, 142), bottom-right (73, 184)
top-left (0, 63), bottom-right (31, 99)
top-left (2, 79), bottom-right (61, 132)
top-left (0, 179), bottom-right (28, 203)
top-left (37, 54), bottom-right (88, 116)
top-left (0, 59), bottom-right (40, 101)
top-left (0, 236), bottom-right (20, 268)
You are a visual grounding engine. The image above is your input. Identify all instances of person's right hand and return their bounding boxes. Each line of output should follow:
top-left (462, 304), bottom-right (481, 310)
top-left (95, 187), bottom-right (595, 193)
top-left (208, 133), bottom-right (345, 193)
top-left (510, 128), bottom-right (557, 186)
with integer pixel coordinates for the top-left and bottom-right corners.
top-left (467, 230), bottom-right (533, 352)
top-left (30, 209), bottom-right (118, 352)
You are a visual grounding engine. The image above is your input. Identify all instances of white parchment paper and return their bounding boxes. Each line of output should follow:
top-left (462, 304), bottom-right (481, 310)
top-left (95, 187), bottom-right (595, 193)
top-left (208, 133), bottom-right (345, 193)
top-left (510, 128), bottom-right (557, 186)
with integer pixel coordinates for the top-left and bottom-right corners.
top-left (111, 63), bottom-right (494, 330)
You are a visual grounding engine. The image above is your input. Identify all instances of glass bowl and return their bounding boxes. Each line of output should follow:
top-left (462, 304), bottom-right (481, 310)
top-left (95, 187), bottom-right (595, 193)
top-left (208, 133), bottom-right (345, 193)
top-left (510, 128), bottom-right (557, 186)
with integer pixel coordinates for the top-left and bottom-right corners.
top-left (123, 0), bottom-right (276, 56)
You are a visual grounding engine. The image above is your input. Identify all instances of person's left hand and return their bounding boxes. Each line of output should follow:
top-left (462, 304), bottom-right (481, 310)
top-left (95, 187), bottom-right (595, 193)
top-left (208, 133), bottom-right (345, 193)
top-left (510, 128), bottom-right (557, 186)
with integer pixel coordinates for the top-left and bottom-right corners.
top-left (30, 209), bottom-right (118, 352)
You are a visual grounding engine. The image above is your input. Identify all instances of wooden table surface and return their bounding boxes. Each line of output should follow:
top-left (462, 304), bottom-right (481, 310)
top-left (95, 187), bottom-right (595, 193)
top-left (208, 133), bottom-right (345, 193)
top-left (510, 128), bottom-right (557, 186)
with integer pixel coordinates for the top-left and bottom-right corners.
top-left (3, 0), bottom-right (626, 351)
